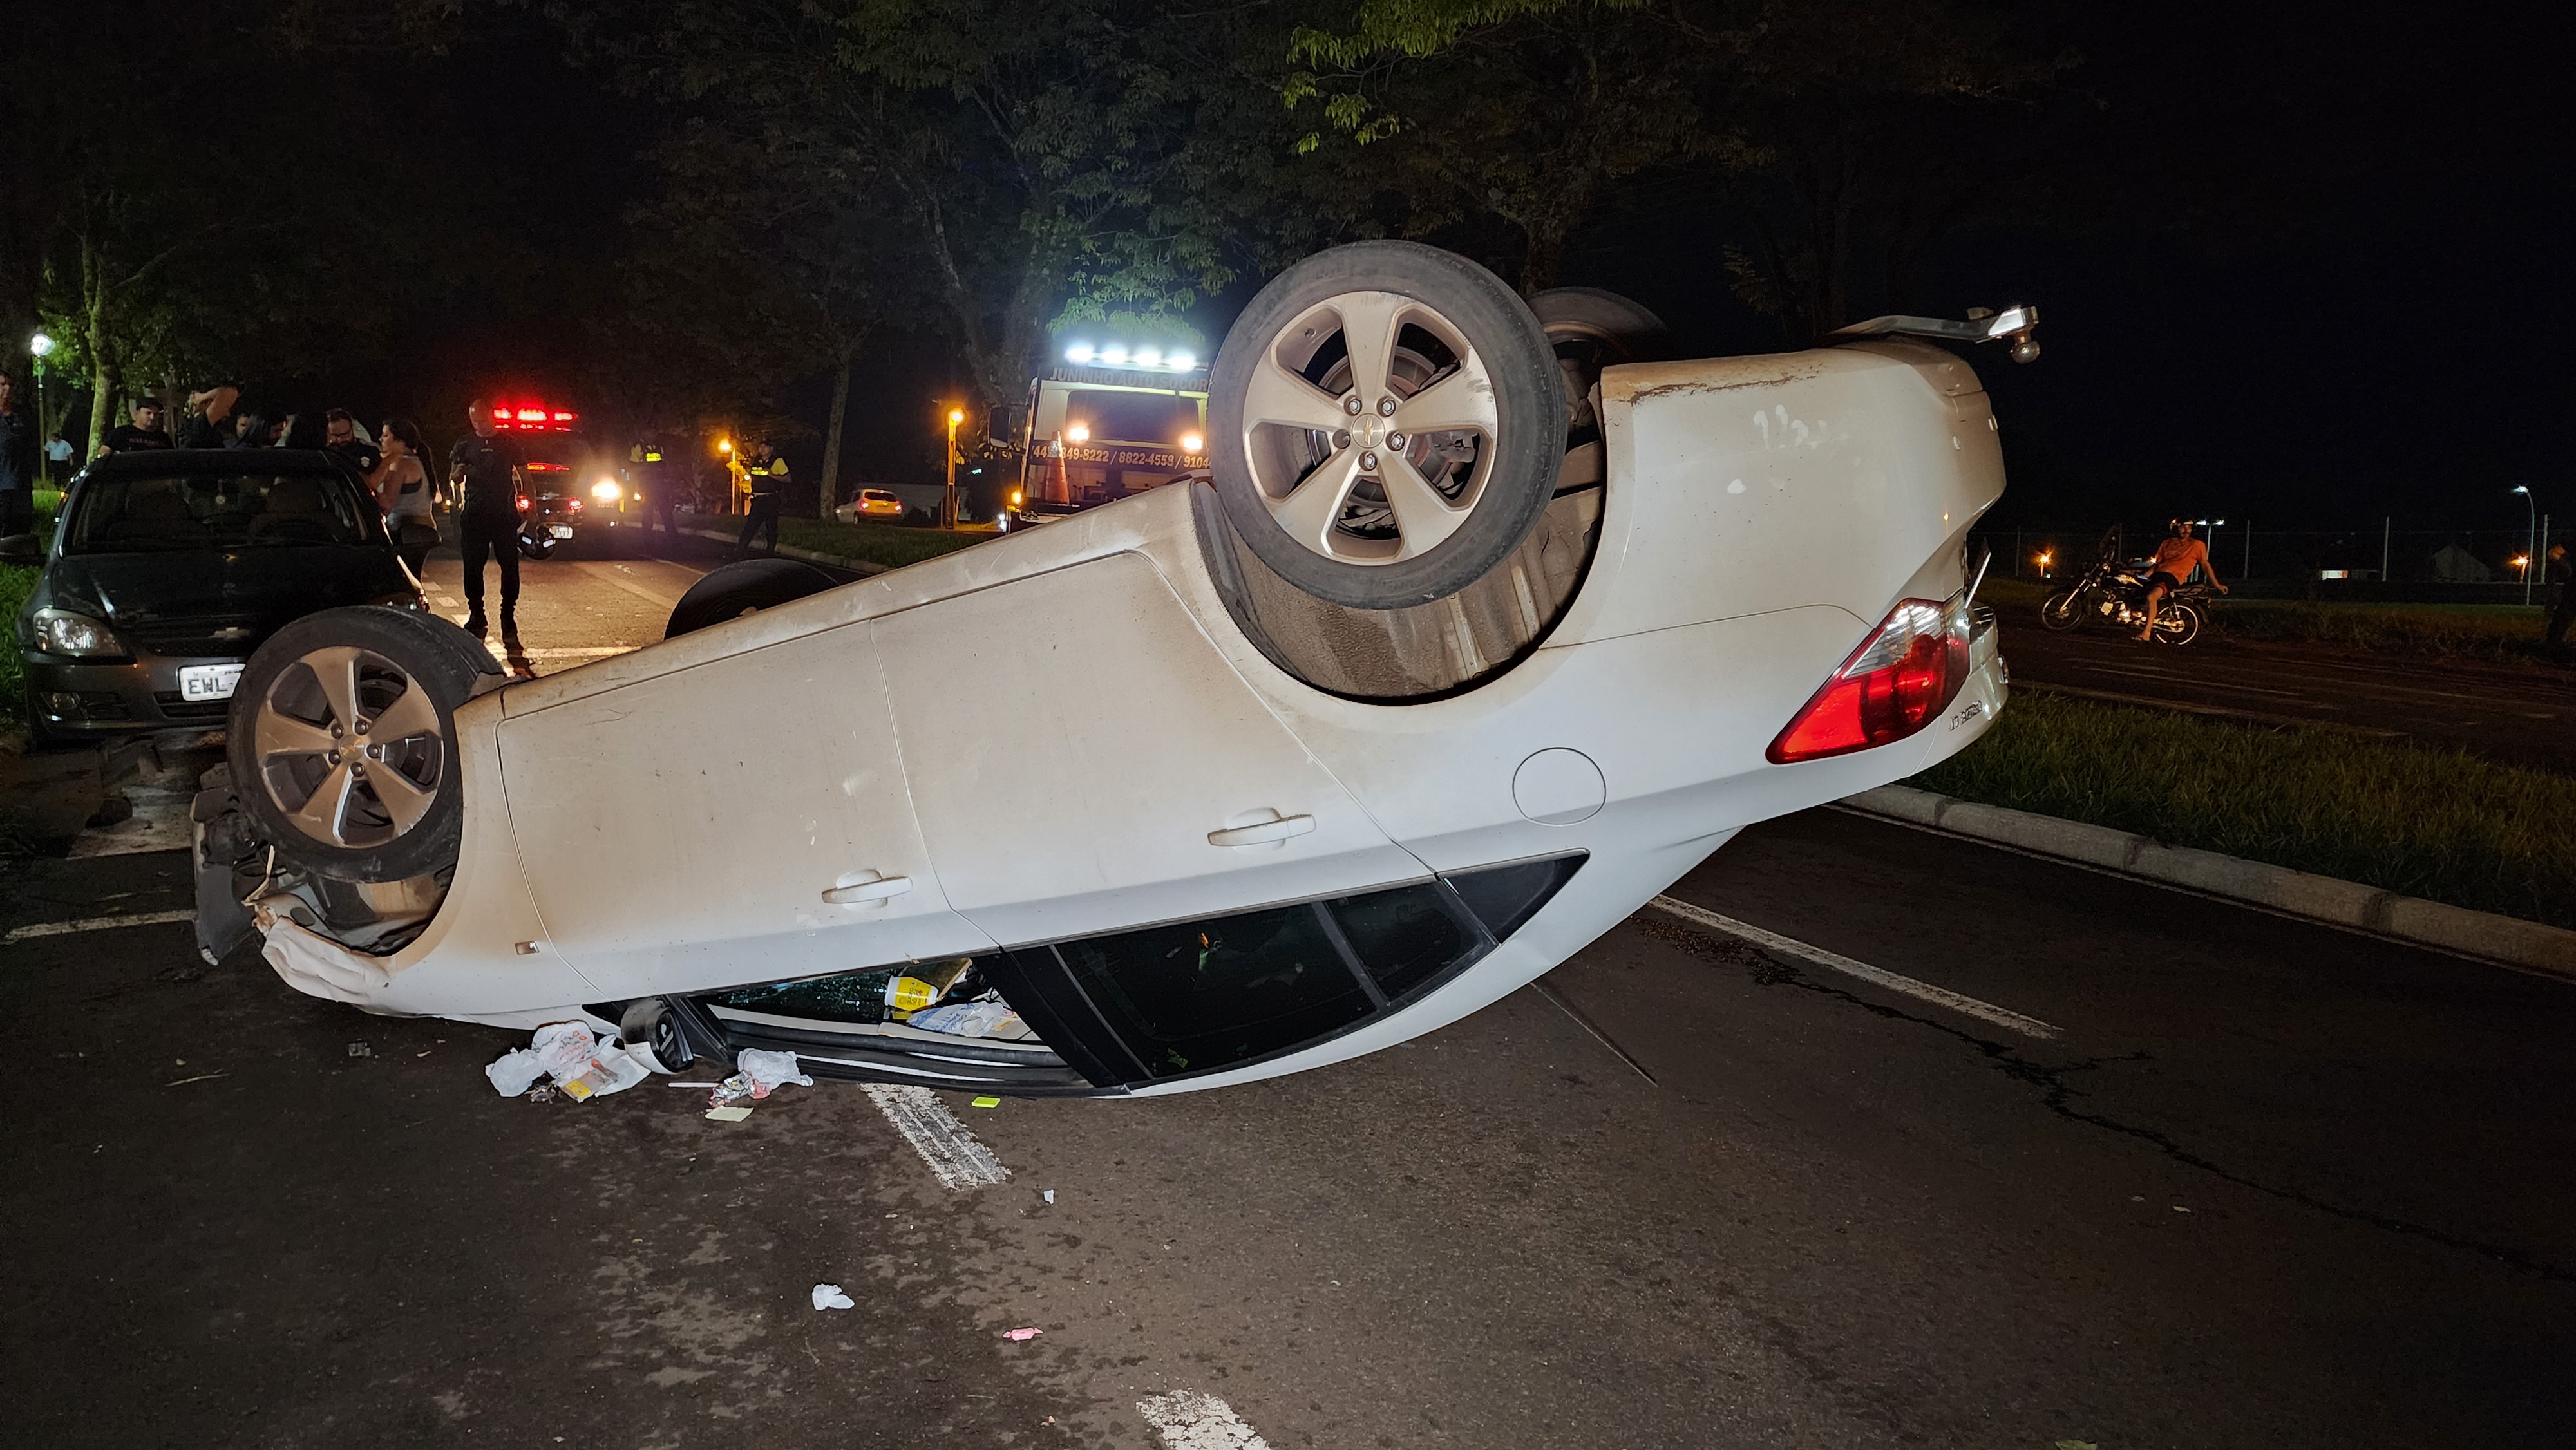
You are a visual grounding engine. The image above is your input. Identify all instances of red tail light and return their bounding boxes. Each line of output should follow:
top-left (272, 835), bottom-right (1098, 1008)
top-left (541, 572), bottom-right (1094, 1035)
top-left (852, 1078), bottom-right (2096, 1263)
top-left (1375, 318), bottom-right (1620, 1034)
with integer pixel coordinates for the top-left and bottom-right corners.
top-left (1767, 596), bottom-right (1973, 764)
top-left (515, 495), bottom-right (532, 512)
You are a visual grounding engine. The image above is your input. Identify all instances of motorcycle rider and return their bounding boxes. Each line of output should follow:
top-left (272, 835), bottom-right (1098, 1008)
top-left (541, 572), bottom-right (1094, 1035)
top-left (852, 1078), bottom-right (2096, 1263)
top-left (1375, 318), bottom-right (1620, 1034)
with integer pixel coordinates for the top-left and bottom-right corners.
top-left (2134, 518), bottom-right (2227, 641)
top-left (448, 399), bottom-right (522, 641)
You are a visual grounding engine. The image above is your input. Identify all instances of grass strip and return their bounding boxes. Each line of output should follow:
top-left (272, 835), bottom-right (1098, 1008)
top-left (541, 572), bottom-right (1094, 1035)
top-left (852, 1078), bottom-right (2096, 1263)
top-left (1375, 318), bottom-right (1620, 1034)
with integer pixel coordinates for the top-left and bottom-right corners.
top-left (1981, 576), bottom-right (2554, 663)
top-left (0, 493), bottom-right (57, 726)
top-left (1913, 690), bottom-right (2576, 929)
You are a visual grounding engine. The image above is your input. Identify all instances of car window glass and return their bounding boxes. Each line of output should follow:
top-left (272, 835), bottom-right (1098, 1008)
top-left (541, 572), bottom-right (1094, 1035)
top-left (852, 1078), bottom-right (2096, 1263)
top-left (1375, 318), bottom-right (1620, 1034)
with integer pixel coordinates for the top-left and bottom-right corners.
top-left (1058, 903), bottom-right (1372, 1078)
top-left (64, 472), bottom-right (369, 553)
top-left (1329, 883), bottom-right (1484, 1002)
top-left (1063, 389), bottom-right (1200, 447)
top-left (1445, 855), bottom-right (1585, 941)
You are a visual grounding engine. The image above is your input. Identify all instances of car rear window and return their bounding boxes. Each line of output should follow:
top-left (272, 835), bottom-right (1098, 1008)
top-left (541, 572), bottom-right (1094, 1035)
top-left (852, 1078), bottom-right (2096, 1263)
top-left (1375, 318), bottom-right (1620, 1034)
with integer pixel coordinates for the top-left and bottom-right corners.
top-left (1063, 389), bottom-right (1200, 447)
top-left (62, 471), bottom-right (375, 554)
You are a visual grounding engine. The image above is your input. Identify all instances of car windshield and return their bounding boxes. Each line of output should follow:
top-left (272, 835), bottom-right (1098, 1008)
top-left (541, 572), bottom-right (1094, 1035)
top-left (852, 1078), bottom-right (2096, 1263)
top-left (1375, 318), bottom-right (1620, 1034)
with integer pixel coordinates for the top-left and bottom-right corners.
top-left (62, 470), bottom-right (374, 554)
top-left (1063, 388), bottom-right (1200, 446)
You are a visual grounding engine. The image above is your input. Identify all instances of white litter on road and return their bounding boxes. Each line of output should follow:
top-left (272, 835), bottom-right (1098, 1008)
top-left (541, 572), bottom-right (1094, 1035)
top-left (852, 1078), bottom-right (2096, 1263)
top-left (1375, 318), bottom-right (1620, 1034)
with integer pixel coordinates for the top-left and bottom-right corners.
top-left (862, 1083), bottom-right (1010, 1189)
top-left (811, 1283), bottom-right (855, 1310)
top-left (5, 909), bottom-right (195, 945)
top-left (1137, 1391), bottom-right (1271, 1450)
top-left (1647, 895), bottom-right (2063, 1041)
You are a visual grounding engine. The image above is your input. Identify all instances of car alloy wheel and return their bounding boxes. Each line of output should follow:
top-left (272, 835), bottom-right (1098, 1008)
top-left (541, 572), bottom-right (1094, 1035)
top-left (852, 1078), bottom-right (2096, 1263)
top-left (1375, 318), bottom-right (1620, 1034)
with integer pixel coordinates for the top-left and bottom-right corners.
top-left (227, 607), bottom-right (475, 882)
top-left (252, 645), bottom-right (447, 851)
top-left (1209, 241), bottom-right (1562, 610)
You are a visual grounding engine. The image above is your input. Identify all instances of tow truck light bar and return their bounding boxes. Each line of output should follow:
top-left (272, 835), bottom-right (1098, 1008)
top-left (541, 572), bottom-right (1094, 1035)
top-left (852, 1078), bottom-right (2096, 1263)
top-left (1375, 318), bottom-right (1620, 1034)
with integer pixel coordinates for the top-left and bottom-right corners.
top-left (1061, 341), bottom-right (1199, 373)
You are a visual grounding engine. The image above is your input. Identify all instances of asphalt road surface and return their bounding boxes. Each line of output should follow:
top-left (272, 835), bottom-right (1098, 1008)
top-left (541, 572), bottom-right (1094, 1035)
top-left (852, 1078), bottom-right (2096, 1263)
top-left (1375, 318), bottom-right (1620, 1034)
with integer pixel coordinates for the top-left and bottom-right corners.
top-left (5, 809), bottom-right (2570, 1446)
top-left (2000, 621), bottom-right (2576, 773)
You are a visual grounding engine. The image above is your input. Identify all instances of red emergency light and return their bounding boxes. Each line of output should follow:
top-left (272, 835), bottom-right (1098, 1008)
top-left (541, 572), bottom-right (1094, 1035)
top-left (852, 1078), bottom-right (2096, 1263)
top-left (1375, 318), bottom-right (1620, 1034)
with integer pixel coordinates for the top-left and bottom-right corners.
top-left (489, 400), bottom-right (580, 431)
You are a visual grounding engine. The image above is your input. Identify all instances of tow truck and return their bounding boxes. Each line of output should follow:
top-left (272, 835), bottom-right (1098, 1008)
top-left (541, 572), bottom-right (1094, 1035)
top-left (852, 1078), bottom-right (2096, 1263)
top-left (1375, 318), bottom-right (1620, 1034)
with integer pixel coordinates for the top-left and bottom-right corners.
top-left (1008, 343), bottom-right (1210, 529)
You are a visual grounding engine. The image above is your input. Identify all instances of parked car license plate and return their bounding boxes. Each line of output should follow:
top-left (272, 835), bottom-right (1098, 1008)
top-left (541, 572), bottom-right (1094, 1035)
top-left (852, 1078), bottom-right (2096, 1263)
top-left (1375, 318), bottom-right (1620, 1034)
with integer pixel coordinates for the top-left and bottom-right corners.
top-left (549, 524), bottom-right (574, 539)
top-left (180, 663), bottom-right (245, 701)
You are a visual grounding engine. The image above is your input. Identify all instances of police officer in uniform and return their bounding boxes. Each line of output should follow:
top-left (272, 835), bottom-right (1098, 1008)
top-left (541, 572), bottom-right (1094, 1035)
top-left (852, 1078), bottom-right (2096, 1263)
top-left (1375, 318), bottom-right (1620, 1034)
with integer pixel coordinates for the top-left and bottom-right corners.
top-left (448, 398), bottom-right (522, 640)
top-left (737, 437), bottom-right (788, 554)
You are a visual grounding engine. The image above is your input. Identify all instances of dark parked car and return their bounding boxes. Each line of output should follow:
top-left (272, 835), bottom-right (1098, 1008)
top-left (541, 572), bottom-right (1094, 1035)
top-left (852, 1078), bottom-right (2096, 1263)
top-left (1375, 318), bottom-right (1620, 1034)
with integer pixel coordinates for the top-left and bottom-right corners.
top-left (10, 450), bottom-right (426, 748)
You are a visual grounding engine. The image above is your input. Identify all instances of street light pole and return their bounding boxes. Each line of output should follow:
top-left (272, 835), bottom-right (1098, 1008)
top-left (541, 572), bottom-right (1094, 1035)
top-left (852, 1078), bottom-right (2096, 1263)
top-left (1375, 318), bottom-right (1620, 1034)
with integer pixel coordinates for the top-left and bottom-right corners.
top-left (2513, 485), bottom-right (2536, 606)
top-left (28, 331), bottom-right (53, 487)
top-left (943, 408), bottom-right (964, 530)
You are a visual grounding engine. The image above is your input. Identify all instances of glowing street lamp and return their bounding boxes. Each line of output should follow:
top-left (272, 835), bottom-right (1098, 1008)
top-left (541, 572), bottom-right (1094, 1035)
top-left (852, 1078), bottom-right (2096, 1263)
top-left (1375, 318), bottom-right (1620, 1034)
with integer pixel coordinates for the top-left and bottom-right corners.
top-left (943, 407), bottom-right (966, 529)
top-left (2512, 486), bottom-right (2536, 607)
top-left (28, 332), bottom-right (54, 484)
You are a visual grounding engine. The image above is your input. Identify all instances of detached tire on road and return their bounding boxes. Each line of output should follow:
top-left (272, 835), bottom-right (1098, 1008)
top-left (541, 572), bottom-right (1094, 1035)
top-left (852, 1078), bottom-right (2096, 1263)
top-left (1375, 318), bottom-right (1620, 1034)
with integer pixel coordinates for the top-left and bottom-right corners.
top-left (665, 558), bottom-right (841, 639)
top-left (227, 607), bottom-right (480, 883)
top-left (1208, 241), bottom-right (1564, 610)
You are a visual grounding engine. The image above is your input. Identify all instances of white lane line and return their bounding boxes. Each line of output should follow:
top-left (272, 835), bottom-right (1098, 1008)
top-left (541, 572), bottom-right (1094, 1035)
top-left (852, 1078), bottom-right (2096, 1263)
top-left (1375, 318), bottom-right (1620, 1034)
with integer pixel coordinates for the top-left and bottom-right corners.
top-left (1647, 896), bottom-right (2062, 1041)
top-left (5, 909), bottom-right (196, 945)
top-left (1137, 1391), bottom-right (1271, 1450)
top-left (860, 1084), bottom-right (1010, 1189)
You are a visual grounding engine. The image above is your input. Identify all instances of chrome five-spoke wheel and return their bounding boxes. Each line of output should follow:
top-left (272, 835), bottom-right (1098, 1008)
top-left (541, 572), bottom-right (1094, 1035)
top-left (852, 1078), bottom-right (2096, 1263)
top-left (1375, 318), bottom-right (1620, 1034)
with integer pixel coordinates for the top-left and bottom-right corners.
top-left (1210, 241), bottom-right (1562, 610)
top-left (227, 607), bottom-right (476, 881)
top-left (253, 644), bottom-right (447, 849)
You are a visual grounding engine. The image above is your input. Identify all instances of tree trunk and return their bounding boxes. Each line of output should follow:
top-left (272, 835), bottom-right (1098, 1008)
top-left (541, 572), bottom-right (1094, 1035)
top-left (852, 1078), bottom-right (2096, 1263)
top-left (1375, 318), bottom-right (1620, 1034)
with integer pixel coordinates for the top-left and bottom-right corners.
top-left (817, 352), bottom-right (851, 519)
top-left (80, 233), bottom-right (117, 458)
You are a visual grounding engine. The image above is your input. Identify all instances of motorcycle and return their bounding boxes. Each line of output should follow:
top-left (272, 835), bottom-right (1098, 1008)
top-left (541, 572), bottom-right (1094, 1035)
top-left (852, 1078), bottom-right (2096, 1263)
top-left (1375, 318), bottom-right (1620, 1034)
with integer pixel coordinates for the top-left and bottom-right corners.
top-left (2040, 529), bottom-right (2213, 645)
top-left (516, 491), bottom-right (578, 560)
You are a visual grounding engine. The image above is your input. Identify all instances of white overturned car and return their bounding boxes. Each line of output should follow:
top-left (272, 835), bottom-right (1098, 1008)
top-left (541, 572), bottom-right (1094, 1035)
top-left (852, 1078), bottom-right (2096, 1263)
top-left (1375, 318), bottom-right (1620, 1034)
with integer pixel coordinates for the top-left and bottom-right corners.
top-left (194, 242), bottom-right (2028, 1097)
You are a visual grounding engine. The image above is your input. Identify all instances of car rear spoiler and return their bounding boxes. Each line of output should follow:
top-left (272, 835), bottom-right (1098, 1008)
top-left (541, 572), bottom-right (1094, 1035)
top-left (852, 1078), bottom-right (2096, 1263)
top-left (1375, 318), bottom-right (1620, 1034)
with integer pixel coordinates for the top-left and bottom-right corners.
top-left (1829, 305), bottom-right (2040, 364)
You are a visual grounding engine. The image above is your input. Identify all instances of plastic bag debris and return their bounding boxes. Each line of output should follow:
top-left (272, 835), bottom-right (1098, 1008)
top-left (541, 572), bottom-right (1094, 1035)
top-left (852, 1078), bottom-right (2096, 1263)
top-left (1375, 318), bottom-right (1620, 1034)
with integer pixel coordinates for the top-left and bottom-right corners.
top-left (812, 1283), bottom-right (855, 1311)
top-left (485, 1048), bottom-right (545, 1097)
top-left (1001, 1327), bottom-right (1042, 1342)
top-left (508, 1022), bottom-right (652, 1103)
top-left (909, 1000), bottom-right (1025, 1039)
top-left (734, 1049), bottom-right (813, 1100)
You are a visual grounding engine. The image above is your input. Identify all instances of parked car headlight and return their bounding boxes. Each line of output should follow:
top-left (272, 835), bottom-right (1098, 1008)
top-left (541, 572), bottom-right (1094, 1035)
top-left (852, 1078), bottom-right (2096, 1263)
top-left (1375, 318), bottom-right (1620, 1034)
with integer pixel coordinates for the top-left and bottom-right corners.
top-left (33, 608), bottom-right (126, 659)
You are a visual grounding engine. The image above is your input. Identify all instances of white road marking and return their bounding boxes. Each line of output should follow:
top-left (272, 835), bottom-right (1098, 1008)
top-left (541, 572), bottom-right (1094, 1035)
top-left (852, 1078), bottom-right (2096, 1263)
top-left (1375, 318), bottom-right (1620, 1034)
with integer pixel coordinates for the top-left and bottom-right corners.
top-left (1647, 896), bottom-right (2062, 1040)
top-left (860, 1084), bottom-right (1010, 1189)
top-left (1137, 1391), bottom-right (1271, 1450)
top-left (5, 909), bottom-right (196, 944)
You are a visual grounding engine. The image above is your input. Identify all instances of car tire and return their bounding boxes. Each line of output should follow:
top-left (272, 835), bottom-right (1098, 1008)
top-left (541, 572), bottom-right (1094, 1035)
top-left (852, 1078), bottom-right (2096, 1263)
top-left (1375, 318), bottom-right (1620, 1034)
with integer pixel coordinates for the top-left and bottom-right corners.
top-left (227, 607), bottom-right (479, 883)
top-left (2039, 590), bottom-right (2085, 630)
top-left (664, 557), bottom-right (840, 639)
top-left (1208, 240), bottom-right (1564, 610)
top-left (1528, 287), bottom-right (1673, 370)
top-left (379, 606), bottom-right (505, 688)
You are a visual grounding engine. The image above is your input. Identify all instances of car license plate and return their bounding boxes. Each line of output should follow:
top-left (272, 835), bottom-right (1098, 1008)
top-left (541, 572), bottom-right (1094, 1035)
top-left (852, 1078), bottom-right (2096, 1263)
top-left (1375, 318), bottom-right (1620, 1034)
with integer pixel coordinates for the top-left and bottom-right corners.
top-left (180, 663), bottom-right (245, 702)
top-left (549, 524), bottom-right (574, 539)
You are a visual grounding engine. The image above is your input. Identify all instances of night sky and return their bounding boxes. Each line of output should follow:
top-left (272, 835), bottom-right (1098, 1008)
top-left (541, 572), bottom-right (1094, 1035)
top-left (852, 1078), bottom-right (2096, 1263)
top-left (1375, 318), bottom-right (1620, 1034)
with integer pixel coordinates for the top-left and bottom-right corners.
top-left (350, 2), bottom-right (2571, 535)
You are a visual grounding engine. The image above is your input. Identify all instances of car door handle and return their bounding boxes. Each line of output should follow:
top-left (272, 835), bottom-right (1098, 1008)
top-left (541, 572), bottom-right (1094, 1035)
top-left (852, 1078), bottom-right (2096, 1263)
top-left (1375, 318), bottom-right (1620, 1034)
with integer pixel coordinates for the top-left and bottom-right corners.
top-left (821, 875), bottom-right (912, 905)
top-left (1207, 814), bottom-right (1315, 847)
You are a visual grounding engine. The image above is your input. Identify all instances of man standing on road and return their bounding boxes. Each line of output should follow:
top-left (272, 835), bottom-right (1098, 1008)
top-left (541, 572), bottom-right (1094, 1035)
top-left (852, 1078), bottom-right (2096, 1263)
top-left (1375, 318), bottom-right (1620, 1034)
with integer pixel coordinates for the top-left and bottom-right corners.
top-left (101, 397), bottom-right (173, 453)
top-left (737, 437), bottom-right (787, 555)
top-left (2134, 517), bottom-right (2228, 641)
top-left (449, 399), bottom-right (522, 641)
top-left (0, 373), bottom-right (34, 538)
top-left (632, 442), bottom-right (677, 556)
top-left (2546, 542), bottom-right (2573, 654)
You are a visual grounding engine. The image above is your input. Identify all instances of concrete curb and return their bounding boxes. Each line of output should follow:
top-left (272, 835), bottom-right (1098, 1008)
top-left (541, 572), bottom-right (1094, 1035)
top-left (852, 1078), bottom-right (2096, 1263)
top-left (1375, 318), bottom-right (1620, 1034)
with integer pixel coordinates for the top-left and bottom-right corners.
top-left (1842, 784), bottom-right (2576, 979)
top-left (671, 523), bottom-right (889, 577)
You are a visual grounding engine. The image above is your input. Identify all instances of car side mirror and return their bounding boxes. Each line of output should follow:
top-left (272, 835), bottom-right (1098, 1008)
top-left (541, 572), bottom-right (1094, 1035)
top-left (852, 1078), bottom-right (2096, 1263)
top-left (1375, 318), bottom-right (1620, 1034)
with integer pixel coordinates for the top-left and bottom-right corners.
top-left (0, 533), bottom-right (42, 565)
